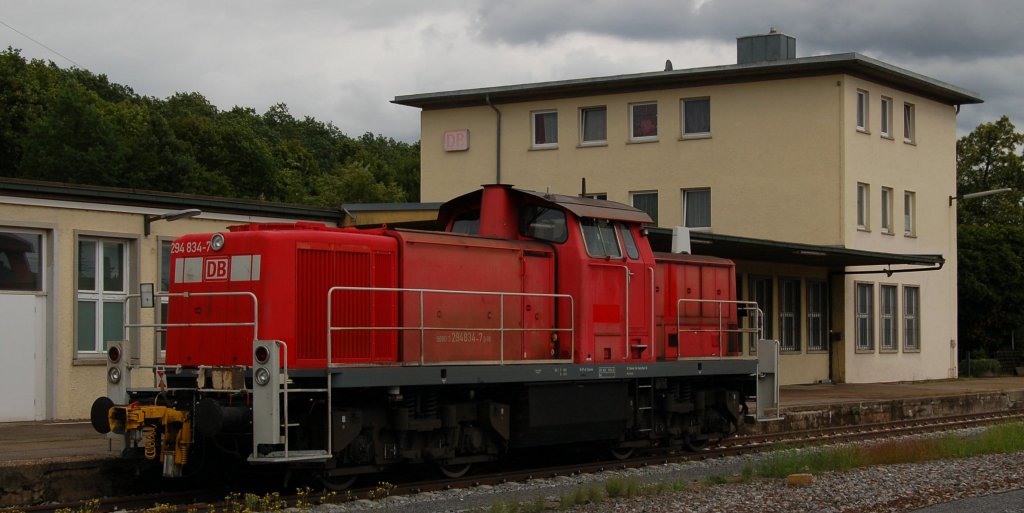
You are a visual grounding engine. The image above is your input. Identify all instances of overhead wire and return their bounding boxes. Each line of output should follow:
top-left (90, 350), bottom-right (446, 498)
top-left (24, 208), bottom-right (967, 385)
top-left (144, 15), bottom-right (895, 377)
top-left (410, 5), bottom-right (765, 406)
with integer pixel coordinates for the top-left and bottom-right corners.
top-left (0, 18), bottom-right (83, 68)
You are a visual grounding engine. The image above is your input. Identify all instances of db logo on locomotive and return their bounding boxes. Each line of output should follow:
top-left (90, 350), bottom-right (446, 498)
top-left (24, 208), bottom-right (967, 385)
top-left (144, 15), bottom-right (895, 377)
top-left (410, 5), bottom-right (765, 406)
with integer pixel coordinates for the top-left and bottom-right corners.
top-left (204, 257), bottom-right (229, 281)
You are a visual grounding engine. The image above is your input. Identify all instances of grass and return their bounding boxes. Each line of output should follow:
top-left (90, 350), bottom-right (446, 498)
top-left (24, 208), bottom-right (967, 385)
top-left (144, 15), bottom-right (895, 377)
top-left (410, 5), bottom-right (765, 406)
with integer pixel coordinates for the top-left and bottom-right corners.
top-left (747, 421), bottom-right (1024, 479)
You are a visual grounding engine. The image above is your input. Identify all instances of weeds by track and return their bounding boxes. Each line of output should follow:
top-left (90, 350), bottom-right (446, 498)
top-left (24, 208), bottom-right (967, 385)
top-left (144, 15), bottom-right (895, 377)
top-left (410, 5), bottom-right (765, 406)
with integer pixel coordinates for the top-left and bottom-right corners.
top-left (13, 409), bottom-right (1024, 513)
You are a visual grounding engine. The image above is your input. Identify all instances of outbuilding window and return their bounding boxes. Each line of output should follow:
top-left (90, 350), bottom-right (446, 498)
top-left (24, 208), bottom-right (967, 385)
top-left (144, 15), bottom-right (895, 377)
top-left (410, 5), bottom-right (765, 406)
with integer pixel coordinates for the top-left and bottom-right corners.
top-left (76, 237), bottom-right (129, 354)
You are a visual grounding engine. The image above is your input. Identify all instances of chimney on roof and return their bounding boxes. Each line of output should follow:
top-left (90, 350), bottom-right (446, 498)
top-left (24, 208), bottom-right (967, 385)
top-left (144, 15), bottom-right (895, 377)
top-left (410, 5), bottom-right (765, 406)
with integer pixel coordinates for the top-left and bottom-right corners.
top-left (737, 28), bottom-right (796, 64)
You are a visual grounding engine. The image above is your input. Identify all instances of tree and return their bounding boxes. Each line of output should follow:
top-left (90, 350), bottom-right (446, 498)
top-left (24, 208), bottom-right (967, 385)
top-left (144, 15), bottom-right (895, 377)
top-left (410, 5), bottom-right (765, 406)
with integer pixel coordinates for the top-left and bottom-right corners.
top-left (955, 116), bottom-right (1024, 226)
top-left (956, 117), bottom-right (1024, 357)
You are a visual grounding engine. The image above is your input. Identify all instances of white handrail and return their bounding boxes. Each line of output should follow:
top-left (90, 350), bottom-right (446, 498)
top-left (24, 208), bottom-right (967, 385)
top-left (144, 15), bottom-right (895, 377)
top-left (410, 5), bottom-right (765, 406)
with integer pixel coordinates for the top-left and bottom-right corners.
top-left (674, 298), bottom-right (762, 358)
top-left (327, 286), bottom-right (575, 366)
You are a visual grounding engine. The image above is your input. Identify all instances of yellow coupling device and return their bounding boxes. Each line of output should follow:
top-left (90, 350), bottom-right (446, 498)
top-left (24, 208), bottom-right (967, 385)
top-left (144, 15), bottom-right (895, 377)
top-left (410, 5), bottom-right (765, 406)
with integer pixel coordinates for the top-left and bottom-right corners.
top-left (109, 404), bottom-right (193, 467)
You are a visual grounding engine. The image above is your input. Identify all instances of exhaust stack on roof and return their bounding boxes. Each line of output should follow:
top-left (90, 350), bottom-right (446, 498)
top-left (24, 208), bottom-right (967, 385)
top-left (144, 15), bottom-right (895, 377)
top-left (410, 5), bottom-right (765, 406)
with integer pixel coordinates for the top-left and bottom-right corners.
top-left (737, 28), bottom-right (796, 64)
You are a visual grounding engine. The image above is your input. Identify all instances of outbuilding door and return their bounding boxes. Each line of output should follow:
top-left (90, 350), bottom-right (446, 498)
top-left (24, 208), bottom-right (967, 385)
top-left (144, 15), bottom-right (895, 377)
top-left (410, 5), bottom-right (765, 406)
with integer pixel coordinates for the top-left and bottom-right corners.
top-left (0, 229), bottom-right (47, 421)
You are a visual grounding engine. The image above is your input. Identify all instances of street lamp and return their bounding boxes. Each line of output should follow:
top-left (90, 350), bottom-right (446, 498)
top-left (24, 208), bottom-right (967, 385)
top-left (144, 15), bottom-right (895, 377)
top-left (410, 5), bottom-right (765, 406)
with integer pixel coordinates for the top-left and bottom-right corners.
top-left (948, 188), bottom-right (1013, 206)
top-left (144, 208), bottom-right (202, 236)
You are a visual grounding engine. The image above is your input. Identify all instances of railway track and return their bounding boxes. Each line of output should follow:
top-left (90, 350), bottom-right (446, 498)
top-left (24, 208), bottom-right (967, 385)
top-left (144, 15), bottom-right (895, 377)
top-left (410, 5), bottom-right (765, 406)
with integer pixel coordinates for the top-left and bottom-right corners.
top-left (15, 409), bottom-right (1024, 513)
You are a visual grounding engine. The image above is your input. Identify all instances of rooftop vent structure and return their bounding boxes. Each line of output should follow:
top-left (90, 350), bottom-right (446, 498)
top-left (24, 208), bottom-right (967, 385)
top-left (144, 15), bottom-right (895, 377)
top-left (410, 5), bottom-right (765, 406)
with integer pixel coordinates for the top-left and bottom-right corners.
top-left (737, 28), bottom-right (796, 64)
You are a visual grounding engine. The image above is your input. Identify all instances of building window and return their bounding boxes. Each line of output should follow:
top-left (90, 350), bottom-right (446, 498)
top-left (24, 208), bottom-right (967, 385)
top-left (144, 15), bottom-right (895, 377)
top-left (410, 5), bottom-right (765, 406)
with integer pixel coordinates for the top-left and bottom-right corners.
top-left (532, 110), bottom-right (558, 148)
top-left (583, 193), bottom-right (607, 200)
top-left (630, 102), bottom-right (658, 141)
top-left (904, 286), bottom-right (920, 351)
top-left (880, 284), bottom-right (898, 351)
top-left (681, 98), bottom-right (711, 136)
top-left (856, 90), bottom-right (868, 132)
top-left (682, 188), bottom-right (711, 229)
top-left (904, 191), bottom-right (916, 236)
top-left (631, 191), bottom-right (658, 225)
top-left (903, 103), bottom-right (915, 144)
top-left (806, 280), bottom-right (828, 352)
top-left (158, 239), bottom-right (172, 359)
top-left (881, 187), bottom-right (894, 234)
top-left (857, 183), bottom-right (870, 230)
top-left (880, 96), bottom-right (893, 138)
top-left (77, 237), bottom-right (128, 354)
top-left (580, 106), bottom-right (607, 145)
top-left (749, 275), bottom-right (773, 353)
top-left (0, 230), bottom-right (43, 291)
top-left (778, 278), bottom-right (801, 352)
top-left (855, 283), bottom-right (874, 351)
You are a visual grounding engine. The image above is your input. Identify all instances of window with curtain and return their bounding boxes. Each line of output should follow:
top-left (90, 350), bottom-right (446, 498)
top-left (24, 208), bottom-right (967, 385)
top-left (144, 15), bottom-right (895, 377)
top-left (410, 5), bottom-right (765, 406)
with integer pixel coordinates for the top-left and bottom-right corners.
top-left (749, 275), bottom-right (773, 354)
top-left (581, 106), bottom-right (607, 144)
top-left (856, 283), bottom-right (874, 351)
top-left (904, 286), bottom-right (920, 351)
top-left (778, 278), bottom-right (801, 352)
top-left (630, 102), bottom-right (658, 140)
top-left (881, 284), bottom-right (897, 351)
top-left (682, 98), bottom-right (711, 135)
top-left (532, 110), bottom-right (558, 147)
top-left (683, 188), bottom-right (711, 229)
top-left (631, 191), bottom-right (658, 225)
top-left (806, 280), bottom-right (828, 352)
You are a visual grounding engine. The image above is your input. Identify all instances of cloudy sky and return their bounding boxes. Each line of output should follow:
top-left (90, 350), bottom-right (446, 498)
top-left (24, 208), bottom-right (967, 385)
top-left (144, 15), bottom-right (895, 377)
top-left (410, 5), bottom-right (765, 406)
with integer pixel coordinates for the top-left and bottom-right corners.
top-left (1, 0), bottom-right (1020, 143)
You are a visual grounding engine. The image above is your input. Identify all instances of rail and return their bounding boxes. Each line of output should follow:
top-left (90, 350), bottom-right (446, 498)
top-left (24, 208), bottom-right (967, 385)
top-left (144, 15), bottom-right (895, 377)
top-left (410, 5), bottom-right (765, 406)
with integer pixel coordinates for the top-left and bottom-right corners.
top-left (326, 286), bottom-right (575, 366)
top-left (674, 299), bottom-right (763, 357)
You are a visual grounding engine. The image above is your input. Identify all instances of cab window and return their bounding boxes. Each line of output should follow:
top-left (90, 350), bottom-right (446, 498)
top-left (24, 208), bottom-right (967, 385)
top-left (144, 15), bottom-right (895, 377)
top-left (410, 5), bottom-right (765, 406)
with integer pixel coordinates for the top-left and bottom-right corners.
top-left (581, 218), bottom-right (621, 258)
top-left (619, 224), bottom-right (640, 260)
top-left (451, 209), bottom-right (480, 234)
top-left (520, 205), bottom-right (567, 243)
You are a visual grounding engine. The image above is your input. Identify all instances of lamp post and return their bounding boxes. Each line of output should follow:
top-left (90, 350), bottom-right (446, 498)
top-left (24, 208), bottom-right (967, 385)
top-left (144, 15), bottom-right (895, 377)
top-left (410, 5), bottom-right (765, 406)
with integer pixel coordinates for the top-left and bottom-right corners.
top-left (144, 209), bottom-right (202, 236)
top-left (948, 188), bottom-right (1013, 206)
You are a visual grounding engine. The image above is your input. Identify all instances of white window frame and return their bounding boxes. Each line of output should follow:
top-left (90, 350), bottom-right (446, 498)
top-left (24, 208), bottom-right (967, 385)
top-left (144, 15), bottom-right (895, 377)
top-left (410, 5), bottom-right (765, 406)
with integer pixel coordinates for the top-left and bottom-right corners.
top-left (630, 191), bottom-right (659, 225)
top-left (880, 284), bottom-right (898, 352)
top-left (580, 106), bottom-right (607, 146)
top-left (681, 97), bottom-right (711, 138)
top-left (880, 96), bottom-right (893, 138)
top-left (903, 102), bottom-right (916, 144)
top-left (531, 110), bottom-right (558, 149)
top-left (76, 236), bottom-right (129, 355)
top-left (682, 188), bottom-right (712, 230)
top-left (881, 187), bottom-right (894, 234)
top-left (857, 182), bottom-right (870, 230)
top-left (856, 90), bottom-right (869, 133)
top-left (778, 278), bottom-right (801, 352)
top-left (629, 102), bottom-right (658, 142)
top-left (904, 191), bottom-right (916, 236)
top-left (855, 282), bottom-right (875, 352)
top-left (903, 286), bottom-right (921, 351)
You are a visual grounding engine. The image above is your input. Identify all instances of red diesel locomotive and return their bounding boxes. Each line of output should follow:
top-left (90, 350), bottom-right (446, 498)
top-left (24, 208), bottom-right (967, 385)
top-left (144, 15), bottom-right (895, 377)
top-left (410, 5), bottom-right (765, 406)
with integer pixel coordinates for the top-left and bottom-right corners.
top-left (92, 185), bottom-right (777, 485)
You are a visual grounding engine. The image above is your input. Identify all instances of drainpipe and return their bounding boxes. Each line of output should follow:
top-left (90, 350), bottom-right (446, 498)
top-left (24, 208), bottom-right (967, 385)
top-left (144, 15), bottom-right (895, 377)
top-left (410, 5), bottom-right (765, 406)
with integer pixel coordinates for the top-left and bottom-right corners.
top-left (485, 94), bottom-right (501, 184)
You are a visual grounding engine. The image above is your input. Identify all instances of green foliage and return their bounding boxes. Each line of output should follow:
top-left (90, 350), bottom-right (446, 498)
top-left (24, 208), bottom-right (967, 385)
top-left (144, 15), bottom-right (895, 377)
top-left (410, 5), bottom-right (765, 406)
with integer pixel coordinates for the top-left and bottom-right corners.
top-left (0, 47), bottom-right (419, 205)
top-left (956, 117), bottom-right (1024, 356)
top-left (957, 224), bottom-right (1024, 356)
top-left (958, 358), bottom-right (1002, 377)
top-left (748, 422), bottom-right (1024, 480)
top-left (956, 116), bottom-right (1024, 226)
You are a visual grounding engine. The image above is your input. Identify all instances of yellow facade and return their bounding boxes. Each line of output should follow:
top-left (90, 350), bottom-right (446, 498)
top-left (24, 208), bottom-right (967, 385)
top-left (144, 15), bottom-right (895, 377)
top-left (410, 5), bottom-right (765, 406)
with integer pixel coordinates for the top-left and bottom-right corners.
top-left (410, 64), bottom-right (968, 385)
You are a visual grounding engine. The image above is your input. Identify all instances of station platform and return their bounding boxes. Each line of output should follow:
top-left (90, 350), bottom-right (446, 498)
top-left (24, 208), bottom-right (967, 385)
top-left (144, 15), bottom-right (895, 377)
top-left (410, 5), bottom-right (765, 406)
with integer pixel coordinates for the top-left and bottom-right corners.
top-left (2, 377), bottom-right (1024, 506)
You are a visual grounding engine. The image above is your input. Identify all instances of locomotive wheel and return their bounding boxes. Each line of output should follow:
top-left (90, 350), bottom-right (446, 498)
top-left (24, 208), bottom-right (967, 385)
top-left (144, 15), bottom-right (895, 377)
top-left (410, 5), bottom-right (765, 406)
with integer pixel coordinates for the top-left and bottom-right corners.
top-left (610, 447), bottom-right (635, 460)
top-left (683, 435), bottom-right (708, 451)
top-left (438, 462), bottom-right (471, 479)
top-left (318, 473), bottom-right (357, 491)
